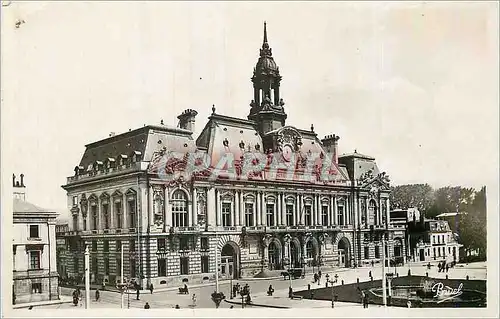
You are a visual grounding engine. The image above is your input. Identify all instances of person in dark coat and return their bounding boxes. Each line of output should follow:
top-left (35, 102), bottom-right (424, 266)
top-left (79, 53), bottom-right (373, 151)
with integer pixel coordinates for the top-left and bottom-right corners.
top-left (144, 302), bottom-right (150, 309)
top-left (136, 284), bottom-right (140, 300)
top-left (95, 289), bottom-right (100, 302)
top-left (149, 283), bottom-right (154, 294)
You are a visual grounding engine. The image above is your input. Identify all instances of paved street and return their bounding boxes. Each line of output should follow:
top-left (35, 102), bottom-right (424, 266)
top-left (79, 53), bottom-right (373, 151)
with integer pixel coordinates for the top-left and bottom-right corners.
top-left (29, 261), bottom-right (486, 310)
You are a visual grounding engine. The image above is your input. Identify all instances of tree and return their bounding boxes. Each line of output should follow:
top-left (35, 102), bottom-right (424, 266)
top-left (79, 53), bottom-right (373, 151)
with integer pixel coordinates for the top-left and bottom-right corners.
top-left (389, 184), bottom-right (435, 212)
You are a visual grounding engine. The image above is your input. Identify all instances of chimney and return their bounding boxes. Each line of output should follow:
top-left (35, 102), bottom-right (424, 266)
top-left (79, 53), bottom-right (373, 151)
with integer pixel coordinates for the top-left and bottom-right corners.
top-left (321, 134), bottom-right (340, 164)
top-left (177, 109), bottom-right (198, 132)
top-left (13, 172), bottom-right (27, 201)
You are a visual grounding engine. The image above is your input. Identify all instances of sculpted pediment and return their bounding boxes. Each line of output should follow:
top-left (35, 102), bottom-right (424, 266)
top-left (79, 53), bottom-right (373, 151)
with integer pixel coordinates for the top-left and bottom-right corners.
top-left (360, 176), bottom-right (391, 192)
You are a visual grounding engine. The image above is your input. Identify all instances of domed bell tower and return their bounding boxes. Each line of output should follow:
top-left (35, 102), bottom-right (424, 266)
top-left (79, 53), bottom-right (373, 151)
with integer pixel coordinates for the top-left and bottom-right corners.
top-left (248, 22), bottom-right (287, 135)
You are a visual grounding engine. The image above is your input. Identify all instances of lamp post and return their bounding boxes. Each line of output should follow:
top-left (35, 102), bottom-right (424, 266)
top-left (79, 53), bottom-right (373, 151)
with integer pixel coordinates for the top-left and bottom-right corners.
top-left (382, 234), bottom-right (387, 308)
top-left (84, 245), bottom-right (90, 309)
top-left (215, 234), bottom-right (219, 293)
top-left (386, 272), bottom-right (394, 306)
top-left (120, 241), bottom-right (124, 309)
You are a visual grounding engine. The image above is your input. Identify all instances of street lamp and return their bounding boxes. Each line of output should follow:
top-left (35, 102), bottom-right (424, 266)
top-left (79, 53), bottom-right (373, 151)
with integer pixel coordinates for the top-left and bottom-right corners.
top-left (325, 274), bottom-right (336, 308)
top-left (386, 272), bottom-right (394, 306)
top-left (84, 245), bottom-right (90, 309)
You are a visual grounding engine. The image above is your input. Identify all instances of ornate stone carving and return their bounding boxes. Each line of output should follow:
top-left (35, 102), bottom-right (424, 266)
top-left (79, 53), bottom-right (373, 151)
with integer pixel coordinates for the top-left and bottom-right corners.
top-left (80, 194), bottom-right (88, 218)
top-left (359, 169), bottom-right (374, 183)
top-left (378, 172), bottom-right (391, 184)
top-left (276, 126), bottom-right (302, 152)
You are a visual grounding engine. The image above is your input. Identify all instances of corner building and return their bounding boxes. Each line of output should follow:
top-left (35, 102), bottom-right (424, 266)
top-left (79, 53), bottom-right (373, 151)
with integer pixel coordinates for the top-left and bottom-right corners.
top-left (57, 24), bottom-right (398, 288)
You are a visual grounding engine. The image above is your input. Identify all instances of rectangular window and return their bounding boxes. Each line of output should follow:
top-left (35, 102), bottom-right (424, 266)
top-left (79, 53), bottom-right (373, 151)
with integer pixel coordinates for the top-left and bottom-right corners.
top-left (180, 237), bottom-right (190, 251)
top-left (337, 205), bottom-right (344, 225)
top-left (158, 259), bottom-right (167, 276)
top-left (266, 204), bottom-right (275, 226)
top-left (245, 203), bottom-right (254, 227)
top-left (128, 199), bottom-right (136, 228)
top-left (73, 257), bottom-right (79, 273)
top-left (116, 240), bottom-right (122, 252)
top-left (129, 239), bottom-right (135, 252)
top-left (180, 257), bottom-right (189, 275)
top-left (29, 251), bottom-right (41, 269)
top-left (31, 282), bottom-right (42, 294)
top-left (91, 256), bottom-right (98, 274)
top-left (201, 237), bottom-right (209, 250)
top-left (201, 256), bottom-right (209, 273)
top-left (73, 215), bottom-right (78, 231)
top-left (83, 218), bottom-right (87, 231)
top-left (104, 258), bottom-right (109, 275)
top-left (73, 196), bottom-right (78, 206)
top-left (115, 201), bottom-right (122, 229)
top-left (222, 203), bottom-right (232, 227)
top-left (364, 233), bottom-right (370, 242)
top-left (91, 205), bottom-right (98, 230)
top-left (321, 206), bottom-right (328, 225)
top-left (103, 240), bottom-right (109, 252)
top-left (92, 240), bottom-right (97, 252)
top-left (286, 204), bottom-right (294, 226)
top-left (364, 246), bottom-right (369, 259)
top-left (102, 203), bottom-right (110, 229)
top-left (116, 258), bottom-right (121, 276)
top-left (304, 205), bottom-right (312, 226)
top-left (29, 225), bottom-right (39, 238)
top-left (374, 246), bottom-right (380, 259)
top-left (157, 238), bottom-right (166, 251)
top-left (130, 259), bottom-right (136, 278)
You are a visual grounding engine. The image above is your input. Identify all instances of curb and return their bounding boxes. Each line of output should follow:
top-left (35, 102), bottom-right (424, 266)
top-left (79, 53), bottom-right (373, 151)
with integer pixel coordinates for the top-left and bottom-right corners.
top-left (12, 298), bottom-right (73, 309)
top-left (224, 299), bottom-right (289, 309)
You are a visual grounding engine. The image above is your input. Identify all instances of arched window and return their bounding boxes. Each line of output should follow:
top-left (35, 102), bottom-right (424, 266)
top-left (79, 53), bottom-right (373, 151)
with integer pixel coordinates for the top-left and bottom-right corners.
top-left (368, 200), bottom-right (377, 225)
top-left (172, 190), bottom-right (188, 227)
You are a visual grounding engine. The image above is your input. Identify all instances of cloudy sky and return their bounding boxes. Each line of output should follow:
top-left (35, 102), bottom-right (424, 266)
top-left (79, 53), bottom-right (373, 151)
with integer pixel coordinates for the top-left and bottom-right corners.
top-left (2, 1), bottom-right (498, 213)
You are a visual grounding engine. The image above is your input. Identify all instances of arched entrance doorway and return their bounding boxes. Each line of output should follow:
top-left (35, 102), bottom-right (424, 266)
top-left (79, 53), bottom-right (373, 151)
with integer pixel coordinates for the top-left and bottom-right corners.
top-left (394, 238), bottom-right (404, 265)
top-left (221, 242), bottom-right (240, 279)
top-left (290, 240), bottom-right (300, 268)
top-left (268, 240), bottom-right (282, 270)
top-left (305, 240), bottom-right (318, 267)
top-left (337, 237), bottom-right (351, 268)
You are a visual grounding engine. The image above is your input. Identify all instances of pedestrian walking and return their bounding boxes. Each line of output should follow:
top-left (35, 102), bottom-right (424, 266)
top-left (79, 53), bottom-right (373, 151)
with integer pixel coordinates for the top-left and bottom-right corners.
top-left (369, 270), bottom-right (372, 278)
top-left (144, 302), bottom-right (150, 309)
top-left (149, 283), bottom-right (154, 294)
top-left (95, 289), bottom-right (100, 302)
top-left (192, 293), bottom-right (197, 307)
top-left (175, 304), bottom-right (180, 309)
top-left (446, 264), bottom-right (449, 273)
top-left (407, 299), bottom-right (412, 308)
top-left (136, 286), bottom-right (140, 300)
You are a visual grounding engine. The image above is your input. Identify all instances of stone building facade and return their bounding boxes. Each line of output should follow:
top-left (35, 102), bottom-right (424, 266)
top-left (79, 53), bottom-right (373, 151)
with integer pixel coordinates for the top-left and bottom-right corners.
top-left (56, 23), bottom-right (398, 289)
top-left (12, 174), bottom-right (60, 305)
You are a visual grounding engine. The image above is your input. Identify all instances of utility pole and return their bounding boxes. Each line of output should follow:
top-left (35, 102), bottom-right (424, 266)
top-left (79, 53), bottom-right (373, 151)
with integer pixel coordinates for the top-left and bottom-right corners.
top-left (382, 234), bottom-right (387, 307)
top-left (121, 241), bottom-right (125, 309)
top-left (84, 245), bottom-right (90, 309)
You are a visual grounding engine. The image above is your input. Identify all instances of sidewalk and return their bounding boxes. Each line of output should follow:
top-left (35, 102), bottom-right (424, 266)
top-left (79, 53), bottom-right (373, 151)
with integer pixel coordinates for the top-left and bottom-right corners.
top-left (12, 295), bottom-right (73, 309)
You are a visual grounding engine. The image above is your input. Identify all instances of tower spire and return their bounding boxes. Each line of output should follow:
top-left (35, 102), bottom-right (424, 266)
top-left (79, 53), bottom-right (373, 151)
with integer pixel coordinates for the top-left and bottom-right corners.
top-left (263, 21), bottom-right (268, 47)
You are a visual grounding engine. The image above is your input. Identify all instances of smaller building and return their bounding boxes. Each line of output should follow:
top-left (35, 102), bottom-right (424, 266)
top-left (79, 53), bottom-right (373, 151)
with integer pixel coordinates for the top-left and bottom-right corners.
top-left (410, 218), bottom-right (462, 263)
top-left (12, 174), bottom-right (60, 305)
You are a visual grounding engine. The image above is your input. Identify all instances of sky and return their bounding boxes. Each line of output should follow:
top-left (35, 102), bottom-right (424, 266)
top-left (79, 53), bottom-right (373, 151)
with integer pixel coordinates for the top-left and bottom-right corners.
top-left (1, 1), bottom-right (498, 214)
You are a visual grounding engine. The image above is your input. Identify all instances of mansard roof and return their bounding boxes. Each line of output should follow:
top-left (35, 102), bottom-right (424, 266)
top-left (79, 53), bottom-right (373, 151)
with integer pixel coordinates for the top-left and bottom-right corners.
top-left (78, 124), bottom-right (196, 169)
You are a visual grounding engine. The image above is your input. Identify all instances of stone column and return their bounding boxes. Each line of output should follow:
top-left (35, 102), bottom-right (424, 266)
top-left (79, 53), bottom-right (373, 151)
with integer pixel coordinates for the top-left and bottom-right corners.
top-left (256, 192), bottom-right (261, 226)
top-left (276, 193), bottom-right (281, 226)
top-left (252, 197), bottom-right (257, 227)
top-left (385, 198), bottom-right (390, 227)
top-left (234, 191), bottom-right (240, 226)
top-left (273, 196), bottom-right (278, 227)
top-left (122, 194), bottom-right (128, 230)
top-left (379, 197), bottom-right (383, 226)
top-left (365, 197), bottom-right (369, 225)
top-left (216, 189), bottom-right (221, 227)
top-left (192, 188), bottom-right (198, 227)
top-left (148, 186), bottom-right (154, 227)
top-left (316, 194), bottom-right (321, 226)
top-left (163, 187), bottom-right (170, 229)
top-left (261, 193), bottom-right (266, 226)
top-left (281, 193), bottom-right (286, 226)
top-left (239, 191), bottom-right (244, 226)
top-left (345, 196), bottom-right (349, 225)
top-left (333, 196), bottom-right (338, 226)
top-left (206, 187), bottom-right (215, 227)
top-left (295, 195), bottom-right (300, 225)
top-left (109, 197), bottom-right (115, 229)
